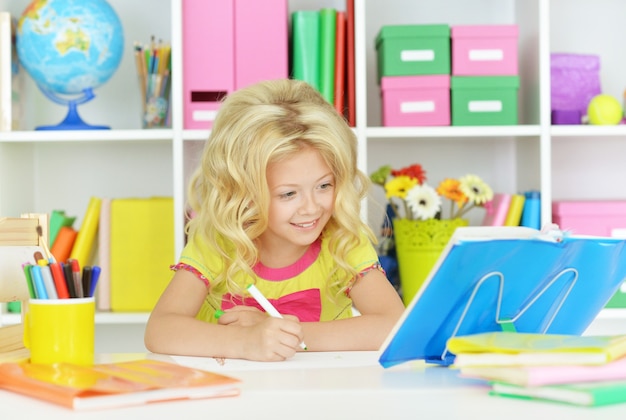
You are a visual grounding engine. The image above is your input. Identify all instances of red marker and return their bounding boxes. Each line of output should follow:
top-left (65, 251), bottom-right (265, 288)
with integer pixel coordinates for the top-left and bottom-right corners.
top-left (70, 259), bottom-right (83, 298)
top-left (49, 262), bottom-right (70, 299)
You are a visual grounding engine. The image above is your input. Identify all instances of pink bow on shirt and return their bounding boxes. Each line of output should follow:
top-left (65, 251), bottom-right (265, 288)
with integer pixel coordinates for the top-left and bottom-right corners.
top-left (221, 288), bottom-right (322, 322)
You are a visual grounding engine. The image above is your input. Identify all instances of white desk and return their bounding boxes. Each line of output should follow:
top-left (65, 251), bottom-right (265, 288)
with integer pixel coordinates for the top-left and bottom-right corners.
top-left (1, 351), bottom-right (626, 419)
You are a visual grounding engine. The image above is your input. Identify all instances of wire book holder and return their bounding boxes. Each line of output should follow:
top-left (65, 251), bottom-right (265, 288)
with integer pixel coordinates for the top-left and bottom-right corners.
top-left (378, 227), bottom-right (626, 368)
top-left (438, 267), bottom-right (579, 364)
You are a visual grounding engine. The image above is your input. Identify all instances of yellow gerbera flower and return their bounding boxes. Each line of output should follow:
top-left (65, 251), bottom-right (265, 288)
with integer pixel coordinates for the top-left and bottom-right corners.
top-left (384, 175), bottom-right (418, 199)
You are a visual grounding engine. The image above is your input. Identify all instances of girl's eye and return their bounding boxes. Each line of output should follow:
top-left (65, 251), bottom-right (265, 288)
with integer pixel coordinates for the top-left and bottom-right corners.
top-left (320, 182), bottom-right (333, 190)
top-left (279, 191), bottom-right (296, 199)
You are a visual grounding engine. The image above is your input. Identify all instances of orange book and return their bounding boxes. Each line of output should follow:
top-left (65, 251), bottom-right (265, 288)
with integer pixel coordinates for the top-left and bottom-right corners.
top-left (50, 226), bottom-right (77, 263)
top-left (0, 359), bottom-right (240, 410)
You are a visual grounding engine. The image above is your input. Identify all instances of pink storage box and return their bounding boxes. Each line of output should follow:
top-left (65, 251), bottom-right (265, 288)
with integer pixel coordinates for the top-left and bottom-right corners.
top-left (451, 25), bottom-right (518, 76)
top-left (183, 0), bottom-right (288, 129)
top-left (381, 75), bottom-right (450, 127)
top-left (552, 200), bottom-right (626, 237)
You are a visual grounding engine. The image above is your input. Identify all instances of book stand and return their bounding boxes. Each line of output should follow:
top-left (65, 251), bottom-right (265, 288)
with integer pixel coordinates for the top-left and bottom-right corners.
top-left (378, 227), bottom-right (626, 368)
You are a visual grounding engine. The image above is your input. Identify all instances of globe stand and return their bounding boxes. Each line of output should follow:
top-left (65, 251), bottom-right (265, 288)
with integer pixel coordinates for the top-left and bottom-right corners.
top-left (36, 87), bottom-right (110, 131)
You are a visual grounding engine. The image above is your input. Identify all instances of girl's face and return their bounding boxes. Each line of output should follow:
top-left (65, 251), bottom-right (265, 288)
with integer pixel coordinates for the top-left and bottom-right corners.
top-left (260, 147), bottom-right (336, 260)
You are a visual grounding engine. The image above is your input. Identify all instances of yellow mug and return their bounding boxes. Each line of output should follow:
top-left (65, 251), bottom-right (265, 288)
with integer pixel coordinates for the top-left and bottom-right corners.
top-left (23, 297), bottom-right (95, 365)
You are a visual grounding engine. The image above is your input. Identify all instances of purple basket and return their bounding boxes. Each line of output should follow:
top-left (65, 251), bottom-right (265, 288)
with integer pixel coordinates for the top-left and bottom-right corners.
top-left (551, 53), bottom-right (601, 120)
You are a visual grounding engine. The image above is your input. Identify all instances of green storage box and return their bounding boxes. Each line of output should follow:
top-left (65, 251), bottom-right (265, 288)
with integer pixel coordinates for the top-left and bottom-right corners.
top-left (375, 24), bottom-right (450, 82)
top-left (605, 283), bottom-right (626, 308)
top-left (451, 76), bottom-right (519, 126)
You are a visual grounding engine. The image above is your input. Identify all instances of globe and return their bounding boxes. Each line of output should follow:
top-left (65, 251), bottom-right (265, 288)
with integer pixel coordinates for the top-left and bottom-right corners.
top-left (16, 0), bottom-right (124, 130)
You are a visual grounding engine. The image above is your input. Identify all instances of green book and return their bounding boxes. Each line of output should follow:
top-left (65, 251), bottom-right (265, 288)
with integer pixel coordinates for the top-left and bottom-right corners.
top-left (49, 209), bottom-right (76, 247)
top-left (491, 380), bottom-right (626, 407)
top-left (318, 8), bottom-right (336, 104)
top-left (290, 10), bottom-right (320, 92)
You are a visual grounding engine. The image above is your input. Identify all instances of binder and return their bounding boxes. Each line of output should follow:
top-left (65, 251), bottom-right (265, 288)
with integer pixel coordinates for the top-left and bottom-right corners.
top-left (378, 226), bottom-right (626, 368)
top-left (291, 10), bottom-right (320, 91)
top-left (318, 8), bottom-right (337, 104)
top-left (110, 197), bottom-right (174, 312)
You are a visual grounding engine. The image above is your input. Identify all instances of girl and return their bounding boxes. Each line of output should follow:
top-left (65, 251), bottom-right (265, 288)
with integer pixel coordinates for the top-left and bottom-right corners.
top-left (145, 79), bottom-right (405, 361)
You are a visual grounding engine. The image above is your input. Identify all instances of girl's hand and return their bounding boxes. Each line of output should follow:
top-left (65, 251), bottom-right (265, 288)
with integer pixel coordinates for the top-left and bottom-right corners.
top-left (218, 306), bottom-right (304, 361)
top-left (217, 306), bottom-right (267, 327)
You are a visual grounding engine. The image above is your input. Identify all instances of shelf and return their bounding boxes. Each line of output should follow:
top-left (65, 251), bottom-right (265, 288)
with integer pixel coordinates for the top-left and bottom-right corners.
top-left (550, 125), bottom-right (626, 138)
top-left (1, 311), bottom-right (150, 325)
top-left (0, 129), bottom-right (174, 143)
top-left (366, 125), bottom-right (542, 139)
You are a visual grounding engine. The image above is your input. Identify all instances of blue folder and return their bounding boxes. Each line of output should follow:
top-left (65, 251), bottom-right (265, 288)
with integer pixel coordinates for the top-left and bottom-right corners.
top-left (378, 226), bottom-right (626, 368)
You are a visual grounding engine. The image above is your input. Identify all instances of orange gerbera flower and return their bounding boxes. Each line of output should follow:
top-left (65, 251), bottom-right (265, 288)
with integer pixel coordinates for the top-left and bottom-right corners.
top-left (436, 178), bottom-right (467, 207)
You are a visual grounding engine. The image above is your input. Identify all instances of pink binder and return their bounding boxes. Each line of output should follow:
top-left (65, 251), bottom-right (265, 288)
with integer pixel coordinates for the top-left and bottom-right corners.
top-left (234, 0), bottom-right (288, 89)
top-left (183, 0), bottom-right (288, 129)
top-left (183, 0), bottom-right (234, 129)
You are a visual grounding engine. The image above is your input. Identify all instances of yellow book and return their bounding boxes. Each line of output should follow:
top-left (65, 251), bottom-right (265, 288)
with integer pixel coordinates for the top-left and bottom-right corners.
top-left (110, 197), bottom-right (174, 312)
top-left (448, 331), bottom-right (626, 367)
top-left (503, 194), bottom-right (525, 226)
top-left (70, 197), bottom-right (101, 267)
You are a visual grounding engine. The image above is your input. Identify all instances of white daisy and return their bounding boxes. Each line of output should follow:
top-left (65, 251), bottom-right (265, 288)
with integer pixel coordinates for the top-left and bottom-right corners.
top-left (405, 184), bottom-right (442, 220)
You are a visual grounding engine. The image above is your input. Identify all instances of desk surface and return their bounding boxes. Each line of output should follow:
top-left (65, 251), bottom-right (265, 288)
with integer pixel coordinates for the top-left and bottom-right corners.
top-left (1, 351), bottom-right (626, 419)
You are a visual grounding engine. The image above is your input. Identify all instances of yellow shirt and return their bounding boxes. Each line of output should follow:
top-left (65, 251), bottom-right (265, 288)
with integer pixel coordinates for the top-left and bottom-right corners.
top-left (173, 233), bottom-right (382, 323)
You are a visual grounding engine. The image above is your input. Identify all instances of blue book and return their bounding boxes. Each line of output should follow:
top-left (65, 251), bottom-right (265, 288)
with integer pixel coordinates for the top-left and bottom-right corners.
top-left (378, 226), bottom-right (626, 368)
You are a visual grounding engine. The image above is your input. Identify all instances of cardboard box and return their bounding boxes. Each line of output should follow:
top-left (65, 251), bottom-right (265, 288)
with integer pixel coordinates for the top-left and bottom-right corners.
top-left (553, 200), bottom-right (626, 309)
top-left (552, 200), bottom-right (626, 237)
top-left (375, 24), bottom-right (450, 81)
top-left (381, 75), bottom-right (450, 126)
top-left (451, 76), bottom-right (519, 125)
top-left (451, 25), bottom-right (518, 75)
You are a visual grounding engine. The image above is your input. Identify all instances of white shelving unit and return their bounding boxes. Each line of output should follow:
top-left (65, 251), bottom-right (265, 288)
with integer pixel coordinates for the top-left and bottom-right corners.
top-left (2, 0), bottom-right (626, 349)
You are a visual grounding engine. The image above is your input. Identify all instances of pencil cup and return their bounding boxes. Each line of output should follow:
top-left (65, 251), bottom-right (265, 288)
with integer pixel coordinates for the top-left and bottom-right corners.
top-left (23, 297), bottom-right (95, 365)
top-left (142, 73), bottom-right (170, 128)
top-left (143, 95), bottom-right (168, 128)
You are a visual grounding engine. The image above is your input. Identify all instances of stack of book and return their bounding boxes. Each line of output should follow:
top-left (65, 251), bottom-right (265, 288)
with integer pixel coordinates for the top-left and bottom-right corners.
top-left (290, 1), bottom-right (356, 126)
top-left (448, 331), bottom-right (626, 407)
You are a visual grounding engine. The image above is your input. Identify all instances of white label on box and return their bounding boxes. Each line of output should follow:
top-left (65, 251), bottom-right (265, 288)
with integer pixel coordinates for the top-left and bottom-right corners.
top-left (401, 49), bottom-right (435, 62)
top-left (468, 100), bottom-right (502, 113)
top-left (469, 49), bottom-right (504, 61)
top-left (193, 110), bottom-right (218, 121)
top-left (401, 101), bottom-right (435, 113)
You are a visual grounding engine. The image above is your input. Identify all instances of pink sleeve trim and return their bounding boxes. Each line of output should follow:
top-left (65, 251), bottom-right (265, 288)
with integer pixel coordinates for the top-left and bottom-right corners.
top-left (170, 263), bottom-right (210, 287)
top-left (345, 262), bottom-right (386, 296)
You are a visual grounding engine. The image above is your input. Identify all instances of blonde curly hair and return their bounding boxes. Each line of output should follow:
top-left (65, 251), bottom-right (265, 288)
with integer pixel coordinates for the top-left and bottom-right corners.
top-left (186, 79), bottom-right (376, 297)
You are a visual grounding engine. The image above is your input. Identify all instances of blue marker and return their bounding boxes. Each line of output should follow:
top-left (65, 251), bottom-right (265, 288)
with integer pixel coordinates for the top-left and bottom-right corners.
top-left (30, 265), bottom-right (48, 299)
top-left (89, 266), bottom-right (101, 298)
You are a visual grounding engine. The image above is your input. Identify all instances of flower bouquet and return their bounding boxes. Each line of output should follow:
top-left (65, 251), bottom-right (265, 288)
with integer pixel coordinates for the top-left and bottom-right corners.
top-left (371, 164), bottom-right (493, 305)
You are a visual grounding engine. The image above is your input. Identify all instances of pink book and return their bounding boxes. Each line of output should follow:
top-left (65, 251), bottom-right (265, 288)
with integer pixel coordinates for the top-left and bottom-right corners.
top-left (460, 355), bottom-right (626, 387)
top-left (482, 193), bottom-right (511, 226)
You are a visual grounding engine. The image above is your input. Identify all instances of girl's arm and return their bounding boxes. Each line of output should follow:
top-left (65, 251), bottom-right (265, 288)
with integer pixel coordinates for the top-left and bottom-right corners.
top-left (144, 269), bottom-right (304, 361)
top-left (300, 269), bottom-right (405, 351)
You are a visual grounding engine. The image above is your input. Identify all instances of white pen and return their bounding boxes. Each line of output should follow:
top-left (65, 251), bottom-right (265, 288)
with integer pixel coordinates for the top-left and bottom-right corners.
top-left (246, 284), bottom-right (308, 350)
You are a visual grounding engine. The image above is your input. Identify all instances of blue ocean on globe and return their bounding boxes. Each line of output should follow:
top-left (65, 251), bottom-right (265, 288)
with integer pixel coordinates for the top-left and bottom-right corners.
top-left (16, 0), bottom-right (124, 96)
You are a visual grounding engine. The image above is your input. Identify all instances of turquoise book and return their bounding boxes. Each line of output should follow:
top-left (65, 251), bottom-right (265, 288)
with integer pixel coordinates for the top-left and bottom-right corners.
top-left (490, 380), bottom-right (626, 407)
